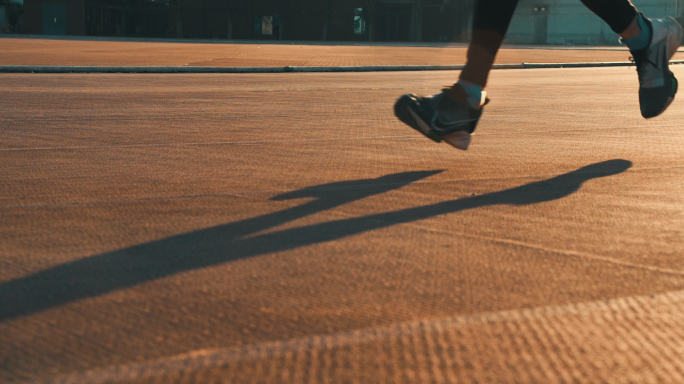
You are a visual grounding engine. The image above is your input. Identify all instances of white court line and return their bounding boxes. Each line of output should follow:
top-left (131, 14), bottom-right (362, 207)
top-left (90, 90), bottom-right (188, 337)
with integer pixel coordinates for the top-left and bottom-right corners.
top-left (36, 289), bottom-right (684, 384)
top-left (401, 221), bottom-right (684, 277)
top-left (288, 192), bottom-right (684, 278)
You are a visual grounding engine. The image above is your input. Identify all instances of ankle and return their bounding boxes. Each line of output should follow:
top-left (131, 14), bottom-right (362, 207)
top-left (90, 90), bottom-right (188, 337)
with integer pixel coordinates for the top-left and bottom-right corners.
top-left (447, 80), bottom-right (486, 109)
top-left (621, 14), bottom-right (651, 51)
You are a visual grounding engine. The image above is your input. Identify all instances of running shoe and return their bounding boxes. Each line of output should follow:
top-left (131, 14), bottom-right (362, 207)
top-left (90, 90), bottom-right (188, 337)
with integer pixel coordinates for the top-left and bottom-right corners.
top-left (629, 15), bottom-right (683, 118)
top-left (394, 85), bottom-right (487, 150)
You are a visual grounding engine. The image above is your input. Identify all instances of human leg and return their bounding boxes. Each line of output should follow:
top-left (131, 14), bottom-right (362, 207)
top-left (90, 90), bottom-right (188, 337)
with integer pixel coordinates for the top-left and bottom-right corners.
top-left (457, 0), bottom-right (520, 88)
top-left (581, 0), bottom-right (638, 37)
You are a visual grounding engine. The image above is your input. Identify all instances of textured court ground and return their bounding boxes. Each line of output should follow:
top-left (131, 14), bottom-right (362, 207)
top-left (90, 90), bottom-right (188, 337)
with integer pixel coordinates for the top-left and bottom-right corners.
top-left (4, 37), bottom-right (684, 67)
top-left (2, 50), bottom-right (684, 382)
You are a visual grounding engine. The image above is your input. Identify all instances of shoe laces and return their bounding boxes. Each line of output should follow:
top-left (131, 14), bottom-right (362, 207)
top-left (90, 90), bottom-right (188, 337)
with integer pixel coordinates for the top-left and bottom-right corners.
top-left (629, 49), bottom-right (654, 82)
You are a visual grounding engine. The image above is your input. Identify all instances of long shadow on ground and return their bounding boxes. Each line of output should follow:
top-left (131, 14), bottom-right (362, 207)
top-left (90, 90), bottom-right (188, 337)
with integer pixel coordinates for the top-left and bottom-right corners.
top-left (0, 160), bottom-right (631, 322)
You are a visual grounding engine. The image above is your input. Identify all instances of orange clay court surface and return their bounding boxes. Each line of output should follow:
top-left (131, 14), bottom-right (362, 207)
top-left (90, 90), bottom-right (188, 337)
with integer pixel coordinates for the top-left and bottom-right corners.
top-left (3, 37), bottom-right (684, 66)
top-left (1, 38), bottom-right (684, 383)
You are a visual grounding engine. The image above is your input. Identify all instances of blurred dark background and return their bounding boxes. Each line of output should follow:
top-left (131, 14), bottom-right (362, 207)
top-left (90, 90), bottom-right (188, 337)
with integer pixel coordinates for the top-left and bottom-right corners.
top-left (6, 0), bottom-right (475, 42)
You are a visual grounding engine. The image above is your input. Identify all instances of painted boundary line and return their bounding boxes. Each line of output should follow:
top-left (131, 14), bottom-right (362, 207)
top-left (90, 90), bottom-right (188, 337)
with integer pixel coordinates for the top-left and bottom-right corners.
top-left (3, 61), bottom-right (684, 73)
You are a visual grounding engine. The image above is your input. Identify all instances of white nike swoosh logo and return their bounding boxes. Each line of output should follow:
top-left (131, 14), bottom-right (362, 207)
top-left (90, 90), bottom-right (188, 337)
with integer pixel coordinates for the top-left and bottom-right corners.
top-left (407, 107), bottom-right (433, 135)
top-left (407, 107), bottom-right (477, 135)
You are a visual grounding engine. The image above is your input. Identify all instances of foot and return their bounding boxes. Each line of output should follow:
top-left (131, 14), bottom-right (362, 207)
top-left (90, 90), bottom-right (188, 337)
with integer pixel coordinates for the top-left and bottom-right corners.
top-left (393, 87), bottom-right (487, 150)
top-left (629, 15), bottom-right (683, 118)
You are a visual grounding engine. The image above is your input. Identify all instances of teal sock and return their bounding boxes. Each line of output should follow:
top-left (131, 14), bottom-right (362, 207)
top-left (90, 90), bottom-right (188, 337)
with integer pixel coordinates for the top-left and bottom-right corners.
top-left (456, 80), bottom-right (485, 109)
top-left (623, 15), bottom-right (651, 51)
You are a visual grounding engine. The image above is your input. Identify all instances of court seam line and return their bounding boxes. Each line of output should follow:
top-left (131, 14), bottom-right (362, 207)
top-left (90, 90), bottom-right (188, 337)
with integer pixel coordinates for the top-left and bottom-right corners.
top-left (276, 199), bottom-right (684, 277)
top-left (34, 289), bottom-right (684, 384)
top-left (397, 222), bottom-right (684, 277)
top-left (3, 165), bottom-right (682, 211)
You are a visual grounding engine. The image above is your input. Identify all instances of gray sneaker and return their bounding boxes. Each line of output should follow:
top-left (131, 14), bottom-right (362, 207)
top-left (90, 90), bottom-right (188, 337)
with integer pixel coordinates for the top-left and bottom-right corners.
top-left (393, 88), bottom-right (487, 150)
top-left (629, 15), bottom-right (683, 118)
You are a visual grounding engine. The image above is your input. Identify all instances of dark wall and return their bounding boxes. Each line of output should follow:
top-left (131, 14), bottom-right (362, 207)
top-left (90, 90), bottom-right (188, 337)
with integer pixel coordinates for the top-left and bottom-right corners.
top-left (24, 0), bottom-right (85, 35)
top-left (170, 0), bottom-right (375, 41)
top-left (328, 1), bottom-right (368, 42)
top-left (170, 0), bottom-right (247, 39)
top-left (422, 5), bottom-right (461, 42)
top-left (25, 0), bottom-right (167, 37)
top-left (23, 0), bottom-right (470, 42)
top-left (281, 0), bottom-right (324, 40)
top-left (84, 1), bottom-right (168, 37)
